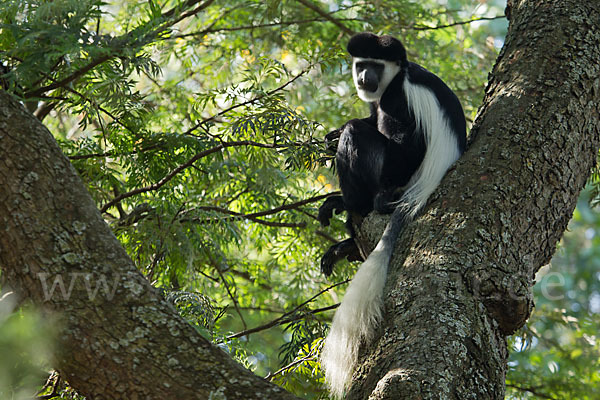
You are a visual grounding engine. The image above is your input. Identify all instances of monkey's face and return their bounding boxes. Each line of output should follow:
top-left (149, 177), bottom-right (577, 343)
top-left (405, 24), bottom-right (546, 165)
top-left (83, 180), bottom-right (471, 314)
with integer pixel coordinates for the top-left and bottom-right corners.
top-left (352, 58), bottom-right (401, 102)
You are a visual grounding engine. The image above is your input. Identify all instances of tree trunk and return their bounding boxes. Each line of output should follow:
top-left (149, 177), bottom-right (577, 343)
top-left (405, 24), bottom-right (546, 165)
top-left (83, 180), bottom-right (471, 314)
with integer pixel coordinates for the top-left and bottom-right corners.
top-left (349, 0), bottom-right (600, 398)
top-left (0, 89), bottom-right (300, 399)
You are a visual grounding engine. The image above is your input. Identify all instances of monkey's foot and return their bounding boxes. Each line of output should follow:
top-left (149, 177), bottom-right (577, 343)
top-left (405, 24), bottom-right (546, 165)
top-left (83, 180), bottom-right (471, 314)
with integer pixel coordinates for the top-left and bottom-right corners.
top-left (373, 189), bottom-right (399, 214)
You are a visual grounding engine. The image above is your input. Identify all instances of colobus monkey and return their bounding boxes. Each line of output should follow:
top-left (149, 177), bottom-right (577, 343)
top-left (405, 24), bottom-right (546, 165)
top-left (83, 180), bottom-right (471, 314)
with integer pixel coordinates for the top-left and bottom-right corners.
top-left (319, 32), bottom-right (466, 398)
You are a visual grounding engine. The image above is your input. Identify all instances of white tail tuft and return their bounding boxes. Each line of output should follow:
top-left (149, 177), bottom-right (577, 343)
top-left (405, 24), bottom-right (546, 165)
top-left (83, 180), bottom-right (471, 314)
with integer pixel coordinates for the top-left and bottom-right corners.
top-left (320, 241), bottom-right (392, 398)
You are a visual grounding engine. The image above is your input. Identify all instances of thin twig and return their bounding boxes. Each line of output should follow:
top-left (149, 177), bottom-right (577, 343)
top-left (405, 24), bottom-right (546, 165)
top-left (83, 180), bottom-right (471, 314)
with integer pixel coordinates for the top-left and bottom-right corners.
top-left (505, 384), bottom-right (556, 400)
top-left (240, 192), bottom-right (339, 219)
top-left (187, 192), bottom-right (338, 227)
top-left (196, 213), bottom-right (303, 228)
top-left (295, 0), bottom-right (355, 36)
top-left (99, 65), bottom-right (318, 213)
top-left (24, 54), bottom-right (111, 99)
top-left (62, 85), bottom-right (136, 134)
top-left (265, 353), bottom-right (317, 381)
top-left (225, 280), bottom-right (348, 341)
top-left (316, 229), bottom-right (338, 243)
top-left (100, 145), bottom-right (223, 212)
top-left (412, 15), bottom-right (506, 31)
top-left (184, 67), bottom-right (310, 136)
top-left (69, 142), bottom-right (166, 160)
top-left (12, 59), bottom-right (136, 133)
top-left (24, 0), bottom-right (217, 99)
top-left (208, 255), bottom-right (248, 331)
top-left (170, 0), bottom-right (216, 25)
top-left (99, 140), bottom-right (304, 213)
top-left (173, 17), bottom-right (359, 39)
top-left (230, 269), bottom-right (273, 291)
top-left (217, 270), bottom-right (248, 331)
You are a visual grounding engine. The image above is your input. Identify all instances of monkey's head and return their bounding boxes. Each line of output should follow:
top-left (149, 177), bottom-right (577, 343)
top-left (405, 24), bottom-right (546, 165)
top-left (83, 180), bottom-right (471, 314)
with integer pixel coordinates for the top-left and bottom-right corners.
top-left (347, 33), bottom-right (408, 102)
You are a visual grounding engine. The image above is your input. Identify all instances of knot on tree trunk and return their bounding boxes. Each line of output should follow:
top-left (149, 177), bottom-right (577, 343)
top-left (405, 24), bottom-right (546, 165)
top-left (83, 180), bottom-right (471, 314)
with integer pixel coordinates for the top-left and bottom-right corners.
top-left (466, 269), bottom-right (534, 334)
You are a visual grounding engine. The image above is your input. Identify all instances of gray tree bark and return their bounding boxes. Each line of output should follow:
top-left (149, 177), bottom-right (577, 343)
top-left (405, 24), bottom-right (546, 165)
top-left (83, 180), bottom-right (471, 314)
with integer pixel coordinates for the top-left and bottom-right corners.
top-left (349, 0), bottom-right (600, 398)
top-left (0, 91), bottom-right (300, 399)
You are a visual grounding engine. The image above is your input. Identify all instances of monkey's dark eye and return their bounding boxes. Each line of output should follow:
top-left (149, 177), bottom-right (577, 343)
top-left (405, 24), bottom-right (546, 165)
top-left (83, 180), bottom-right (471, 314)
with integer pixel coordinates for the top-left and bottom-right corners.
top-left (355, 61), bottom-right (384, 78)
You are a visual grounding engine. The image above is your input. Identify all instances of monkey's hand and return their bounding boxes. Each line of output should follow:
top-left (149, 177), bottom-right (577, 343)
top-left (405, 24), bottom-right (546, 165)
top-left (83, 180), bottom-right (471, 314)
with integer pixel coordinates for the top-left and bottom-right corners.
top-left (320, 238), bottom-right (362, 277)
top-left (324, 128), bottom-right (341, 154)
top-left (325, 128), bottom-right (341, 141)
top-left (318, 195), bottom-right (345, 226)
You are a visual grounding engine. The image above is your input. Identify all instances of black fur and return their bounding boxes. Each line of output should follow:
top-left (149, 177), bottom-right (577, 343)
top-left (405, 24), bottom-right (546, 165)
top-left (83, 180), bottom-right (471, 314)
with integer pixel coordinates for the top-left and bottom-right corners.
top-left (347, 32), bottom-right (408, 65)
top-left (319, 33), bottom-right (466, 276)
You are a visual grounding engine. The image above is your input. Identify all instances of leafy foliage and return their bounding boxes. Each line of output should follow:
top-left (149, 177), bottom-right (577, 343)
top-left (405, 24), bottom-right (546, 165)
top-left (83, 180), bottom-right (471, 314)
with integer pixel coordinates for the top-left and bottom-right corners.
top-left (4, 1), bottom-right (598, 399)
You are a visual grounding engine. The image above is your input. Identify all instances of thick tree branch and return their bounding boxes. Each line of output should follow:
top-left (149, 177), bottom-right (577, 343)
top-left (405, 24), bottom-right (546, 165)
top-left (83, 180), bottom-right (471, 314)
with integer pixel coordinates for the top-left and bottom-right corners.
top-left (0, 90), bottom-right (301, 400)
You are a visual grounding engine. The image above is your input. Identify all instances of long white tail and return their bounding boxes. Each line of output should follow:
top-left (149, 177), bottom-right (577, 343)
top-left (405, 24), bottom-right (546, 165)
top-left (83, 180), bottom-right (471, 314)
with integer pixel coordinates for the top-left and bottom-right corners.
top-left (320, 221), bottom-right (398, 398)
